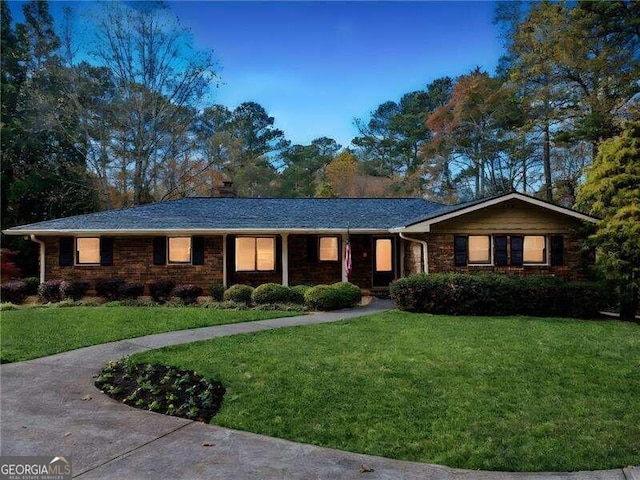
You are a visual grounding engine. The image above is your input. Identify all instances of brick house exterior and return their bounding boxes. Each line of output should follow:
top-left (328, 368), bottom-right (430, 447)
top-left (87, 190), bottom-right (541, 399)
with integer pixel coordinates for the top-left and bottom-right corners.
top-left (4, 193), bottom-right (598, 293)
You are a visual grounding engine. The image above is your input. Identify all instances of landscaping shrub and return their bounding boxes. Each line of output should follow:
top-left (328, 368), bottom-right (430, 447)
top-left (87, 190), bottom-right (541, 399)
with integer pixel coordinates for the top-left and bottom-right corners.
top-left (252, 283), bottom-right (300, 304)
top-left (38, 280), bottom-right (63, 303)
top-left (95, 359), bottom-right (225, 422)
top-left (0, 280), bottom-right (28, 304)
top-left (148, 279), bottom-right (175, 303)
top-left (23, 277), bottom-right (40, 295)
top-left (390, 273), bottom-right (606, 318)
top-left (210, 283), bottom-right (225, 301)
top-left (223, 284), bottom-right (254, 304)
top-left (60, 280), bottom-right (90, 301)
top-left (95, 278), bottom-right (126, 301)
top-left (172, 284), bottom-right (203, 305)
top-left (304, 282), bottom-right (362, 311)
top-left (120, 282), bottom-right (144, 300)
top-left (291, 284), bottom-right (311, 303)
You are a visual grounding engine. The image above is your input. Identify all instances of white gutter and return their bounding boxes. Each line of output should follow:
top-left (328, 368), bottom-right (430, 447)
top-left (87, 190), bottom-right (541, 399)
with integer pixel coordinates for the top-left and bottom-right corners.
top-left (3, 227), bottom-right (389, 236)
top-left (29, 234), bottom-right (46, 284)
top-left (399, 232), bottom-right (429, 274)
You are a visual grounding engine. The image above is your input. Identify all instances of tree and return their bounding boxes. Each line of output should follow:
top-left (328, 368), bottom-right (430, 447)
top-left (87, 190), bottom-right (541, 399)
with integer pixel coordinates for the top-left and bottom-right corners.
top-left (575, 122), bottom-right (640, 321)
top-left (90, 2), bottom-right (217, 205)
top-left (279, 137), bottom-right (340, 197)
top-left (424, 69), bottom-right (525, 200)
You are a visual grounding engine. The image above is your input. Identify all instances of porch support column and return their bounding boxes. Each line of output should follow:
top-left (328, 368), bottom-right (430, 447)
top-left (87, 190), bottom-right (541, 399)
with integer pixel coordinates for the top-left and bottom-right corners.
top-left (341, 233), bottom-right (348, 283)
top-left (400, 237), bottom-right (405, 278)
top-left (222, 234), bottom-right (228, 288)
top-left (281, 233), bottom-right (289, 286)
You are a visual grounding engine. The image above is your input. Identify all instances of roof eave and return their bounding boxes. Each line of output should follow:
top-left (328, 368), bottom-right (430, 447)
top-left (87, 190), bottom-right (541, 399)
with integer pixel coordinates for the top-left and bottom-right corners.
top-left (3, 227), bottom-right (393, 236)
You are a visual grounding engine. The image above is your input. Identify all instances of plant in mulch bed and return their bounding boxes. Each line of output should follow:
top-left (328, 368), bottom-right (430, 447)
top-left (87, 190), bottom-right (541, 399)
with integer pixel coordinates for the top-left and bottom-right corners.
top-left (38, 279), bottom-right (64, 303)
top-left (60, 280), bottom-right (90, 301)
top-left (210, 283), bottom-right (225, 301)
top-left (148, 279), bottom-right (175, 303)
top-left (23, 277), bottom-right (40, 295)
top-left (172, 284), bottom-right (203, 305)
top-left (95, 359), bottom-right (226, 423)
top-left (119, 282), bottom-right (144, 300)
top-left (0, 280), bottom-right (28, 304)
top-left (95, 278), bottom-right (126, 301)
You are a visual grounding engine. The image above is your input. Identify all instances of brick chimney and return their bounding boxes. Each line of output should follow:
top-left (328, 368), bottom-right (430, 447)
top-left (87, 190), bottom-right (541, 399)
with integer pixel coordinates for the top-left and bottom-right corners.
top-left (217, 181), bottom-right (237, 198)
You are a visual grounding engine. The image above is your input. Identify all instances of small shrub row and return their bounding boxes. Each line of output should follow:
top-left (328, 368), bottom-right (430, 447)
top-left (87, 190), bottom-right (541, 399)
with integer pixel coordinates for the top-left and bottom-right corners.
top-left (252, 283), bottom-right (304, 304)
top-left (0, 280), bottom-right (29, 304)
top-left (390, 273), bottom-right (606, 319)
top-left (304, 282), bottom-right (362, 311)
top-left (95, 359), bottom-right (226, 423)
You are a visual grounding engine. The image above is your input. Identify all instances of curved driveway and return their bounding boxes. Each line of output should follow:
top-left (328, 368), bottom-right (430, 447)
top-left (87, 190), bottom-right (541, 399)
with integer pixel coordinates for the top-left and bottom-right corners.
top-left (1, 300), bottom-right (636, 480)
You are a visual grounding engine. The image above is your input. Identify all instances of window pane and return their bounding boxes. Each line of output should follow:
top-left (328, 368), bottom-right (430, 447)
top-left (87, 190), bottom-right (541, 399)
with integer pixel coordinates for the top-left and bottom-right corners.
top-left (77, 237), bottom-right (100, 264)
top-left (256, 237), bottom-right (275, 271)
top-left (319, 237), bottom-right (338, 261)
top-left (524, 235), bottom-right (546, 263)
top-left (376, 239), bottom-right (392, 272)
top-left (236, 237), bottom-right (256, 271)
top-left (468, 235), bottom-right (490, 263)
top-left (169, 237), bottom-right (191, 263)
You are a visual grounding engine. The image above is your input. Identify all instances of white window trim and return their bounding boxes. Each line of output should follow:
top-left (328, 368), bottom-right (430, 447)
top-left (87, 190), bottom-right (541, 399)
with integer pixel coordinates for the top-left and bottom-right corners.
top-left (167, 236), bottom-right (193, 265)
top-left (467, 235), bottom-right (493, 266)
top-left (75, 237), bottom-right (101, 266)
top-left (235, 236), bottom-right (276, 272)
top-left (318, 236), bottom-right (339, 262)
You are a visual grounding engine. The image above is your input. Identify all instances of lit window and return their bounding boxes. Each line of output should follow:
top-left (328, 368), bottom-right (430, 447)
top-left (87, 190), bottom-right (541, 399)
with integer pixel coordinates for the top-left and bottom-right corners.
top-left (168, 237), bottom-right (191, 264)
top-left (524, 235), bottom-right (546, 263)
top-left (77, 238), bottom-right (100, 264)
top-left (468, 235), bottom-right (491, 264)
top-left (375, 239), bottom-right (393, 272)
top-left (319, 237), bottom-right (339, 261)
top-left (236, 237), bottom-right (275, 271)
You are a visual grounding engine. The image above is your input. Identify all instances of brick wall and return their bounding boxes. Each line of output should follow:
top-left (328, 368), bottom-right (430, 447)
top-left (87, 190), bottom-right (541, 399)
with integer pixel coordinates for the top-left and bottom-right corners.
top-left (423, 233), bottom-right (587, 280)
top-left (44, 236), bottom-right (223, 293)
top-left (287, 235), bottom-right (342, 286)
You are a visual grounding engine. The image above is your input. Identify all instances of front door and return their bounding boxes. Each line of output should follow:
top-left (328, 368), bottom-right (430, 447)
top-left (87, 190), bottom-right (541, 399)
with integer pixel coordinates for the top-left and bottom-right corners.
top-left (372, 237), bottom-right (396, 288)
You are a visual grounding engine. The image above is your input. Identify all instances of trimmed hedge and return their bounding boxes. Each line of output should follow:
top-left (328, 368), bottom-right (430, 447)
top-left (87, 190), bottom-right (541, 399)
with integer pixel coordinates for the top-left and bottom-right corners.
top-left (148, 279), bottom-right (175, 303)
top-left (252, 283), bottom-right (302, 304)
top-left (38, 280), bottom-right (64, 303)
top-left (23, 277), bottom-right (40, 295)
top-left (60, 280), bottom-right (90, 301)
top-left (95, 278), bottom-right (126, 301)
top-left (390, 273), bottom-right (606, 319)
top-left (1, 280), bottom-right (28, 304)
top-left (172, 284), bottom-right (203, 305)
top-left (304, 282), bottom-right (362, 311)
top-left (223, 284), bottom-right (254, 304)
top-left (120, 282), bottom-right (144, 300)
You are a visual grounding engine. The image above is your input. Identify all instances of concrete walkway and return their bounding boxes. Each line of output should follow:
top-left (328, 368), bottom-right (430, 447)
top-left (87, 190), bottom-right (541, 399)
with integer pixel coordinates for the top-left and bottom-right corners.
top-left (0, 300), bottom-right (636, 480)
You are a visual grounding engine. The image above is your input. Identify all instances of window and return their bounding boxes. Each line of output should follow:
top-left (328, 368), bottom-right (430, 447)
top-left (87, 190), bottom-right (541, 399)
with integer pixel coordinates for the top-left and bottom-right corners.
top-left (523, 235), bottom-right (546, 264)
top-left (468, 235), bottom-right (491, 264)
top-left (319, 236), bottom-right (339, 261)
top-left (375, 239), bottom-right (393, 272)
top-left (76, 238), bottom-right (100, 264)
top-left (236, 237), bottom-right (275, 271)
top-left (168, 237), bottom-right (191, 264)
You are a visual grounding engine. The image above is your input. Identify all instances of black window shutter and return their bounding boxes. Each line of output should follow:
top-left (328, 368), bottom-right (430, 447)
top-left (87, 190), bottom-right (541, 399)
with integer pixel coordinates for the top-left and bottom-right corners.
top-left (153, 237), bottom-right (167, 265)
top-left (227, 235), bottom-right (236, 281)
top-left (307, 236), bottom-right (318, 263)
top-left (494, 235), bottom-right (508, 266)
top-left (550, 235), bottom-right (564, 266)
top-left (510, 236), bottom-right (524, 266)
top-left (100, 237), bottom-right (114, 266)
top-left (59, 237), bottom-right (74, 267)
top-left (454, 235), bottom-right (468, 266)
top-left (192, 236), bottom-right (205, 265)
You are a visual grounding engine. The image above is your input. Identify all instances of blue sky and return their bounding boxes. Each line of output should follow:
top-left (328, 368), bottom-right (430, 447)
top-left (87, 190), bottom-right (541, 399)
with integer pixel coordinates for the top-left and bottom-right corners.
top-left (8, 1), bottom-right (504, 147)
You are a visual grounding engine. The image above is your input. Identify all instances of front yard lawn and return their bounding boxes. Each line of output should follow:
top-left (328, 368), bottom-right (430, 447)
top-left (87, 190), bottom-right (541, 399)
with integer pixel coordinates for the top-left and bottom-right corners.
top-left (0, 307), bottom-right (300, 363)
top-left (134, 311), bottom-right (640, 472)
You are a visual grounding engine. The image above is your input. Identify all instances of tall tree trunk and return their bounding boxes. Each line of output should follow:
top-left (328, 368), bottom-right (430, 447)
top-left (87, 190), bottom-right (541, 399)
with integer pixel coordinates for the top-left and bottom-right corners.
top-left (543, 121), bottom-right (552, 201)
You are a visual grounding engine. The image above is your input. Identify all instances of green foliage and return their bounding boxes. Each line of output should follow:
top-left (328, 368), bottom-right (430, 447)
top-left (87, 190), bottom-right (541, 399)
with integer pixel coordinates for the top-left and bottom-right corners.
top-left (304, 282), bottom-right (362, 311)
top-left (95, 278), bottom-right (126, 301)
top-left (60, 280), bottom-right (90, 301)
top-left (95, 359), bottom-right (225, 423)
top-left (223, 284), bottom-right (254, 304)
top-left (209, 283), bottom-right (225, 301)
top-left (148, 279), bottom-right (175, 304)
top-left (119, 282), bottom-right (144, 300)
top-left (171, 285), bottom-right (203, 305)
top-left (576, 122), bottom-right (640, 320)
top-left (252, 283), bottom-right (302, 305)
top-left (390, 273), bottom-right (605, 319)
top-left (23, 277), bottom-right (40, 295)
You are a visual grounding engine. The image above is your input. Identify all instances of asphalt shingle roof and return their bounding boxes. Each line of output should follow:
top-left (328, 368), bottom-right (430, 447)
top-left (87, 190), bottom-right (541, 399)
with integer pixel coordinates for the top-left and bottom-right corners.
top-left (5, 197), bottom-right (451, 233)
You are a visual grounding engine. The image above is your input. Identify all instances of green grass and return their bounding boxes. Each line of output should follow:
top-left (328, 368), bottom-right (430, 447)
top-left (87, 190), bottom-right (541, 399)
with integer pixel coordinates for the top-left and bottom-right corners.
top-left (0, 307), bottom-right (300, 363)
top-left (134, 311), bottom-right (640, 472)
